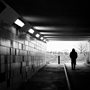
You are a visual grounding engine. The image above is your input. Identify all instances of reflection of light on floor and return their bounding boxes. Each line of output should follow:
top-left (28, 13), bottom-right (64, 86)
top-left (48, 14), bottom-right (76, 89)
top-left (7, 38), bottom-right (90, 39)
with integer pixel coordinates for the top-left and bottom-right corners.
top-left (46, 63), bottom-right (63, 67)
top-left (65, 62), bottom-right (85, 68)
top-left (47, 61), bottom-right (86, 69)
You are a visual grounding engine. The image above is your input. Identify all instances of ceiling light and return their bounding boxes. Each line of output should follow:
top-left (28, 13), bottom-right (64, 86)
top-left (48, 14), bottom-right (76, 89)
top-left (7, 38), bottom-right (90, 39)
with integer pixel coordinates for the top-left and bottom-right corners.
top-left (28, 29), bottom-right (34, 34)
top-left (14, 19), bottom-right (25, 27)
top-left (40, 37), bottom-right (44, 40)
top-left (44, 39), bottom-right (46, 42)
top-left (36, 33), bottom-right (40, 38)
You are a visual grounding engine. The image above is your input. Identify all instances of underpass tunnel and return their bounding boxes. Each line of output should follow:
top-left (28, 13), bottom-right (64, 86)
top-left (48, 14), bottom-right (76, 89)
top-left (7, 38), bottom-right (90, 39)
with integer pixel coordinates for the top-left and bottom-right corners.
top-left (0, 0), bottom-right (90, 90)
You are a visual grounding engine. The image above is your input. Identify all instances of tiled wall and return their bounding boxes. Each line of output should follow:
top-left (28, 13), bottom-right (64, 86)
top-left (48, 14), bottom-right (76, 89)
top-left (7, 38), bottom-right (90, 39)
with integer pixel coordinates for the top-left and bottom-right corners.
top-left (0, 30), bottom-right (46, 89)
top-left (0, 1), bottom-right (47, 89)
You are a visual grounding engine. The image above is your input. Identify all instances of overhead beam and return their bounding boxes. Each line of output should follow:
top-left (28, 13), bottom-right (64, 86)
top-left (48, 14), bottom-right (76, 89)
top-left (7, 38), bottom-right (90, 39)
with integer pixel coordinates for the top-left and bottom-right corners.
top-left (44, 36), bottom-right (90, 38)
top-left (47, 37), bottom-right (90, 41)
top-left (24, 16), bottom-right (90, 28)
top-left (42, 32), bottom-right (90, 36)
top-left (36, 27), bottom-right (89, 31)
top-left (46, 36), bottom-right (90, 41)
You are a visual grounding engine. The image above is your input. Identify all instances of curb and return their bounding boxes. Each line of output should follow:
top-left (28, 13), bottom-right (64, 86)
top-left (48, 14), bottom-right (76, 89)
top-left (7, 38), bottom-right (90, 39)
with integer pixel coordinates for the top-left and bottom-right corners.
top-left (64, 64), bottom-right (71, 90)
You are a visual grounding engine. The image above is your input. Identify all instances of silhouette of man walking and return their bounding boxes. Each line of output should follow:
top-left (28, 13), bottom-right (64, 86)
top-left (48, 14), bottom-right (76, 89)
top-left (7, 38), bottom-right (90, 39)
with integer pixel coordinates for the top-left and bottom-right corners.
top-left (70, 48), bottom-right (78, 70)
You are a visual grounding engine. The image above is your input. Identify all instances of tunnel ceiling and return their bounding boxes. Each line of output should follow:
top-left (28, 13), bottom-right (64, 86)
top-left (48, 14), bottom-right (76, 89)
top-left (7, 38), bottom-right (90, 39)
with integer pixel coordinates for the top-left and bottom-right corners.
top-left (3, 0), bottom-right (90, 41)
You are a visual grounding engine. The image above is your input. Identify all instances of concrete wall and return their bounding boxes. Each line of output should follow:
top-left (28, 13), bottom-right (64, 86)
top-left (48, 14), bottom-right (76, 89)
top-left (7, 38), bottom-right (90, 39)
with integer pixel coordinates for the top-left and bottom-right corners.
top-left (0, 1), bottom-right (46, 90)
top-left (86, 41), bottom-right (90, 63)
top-left (0, 35), bottom-right (46, 90)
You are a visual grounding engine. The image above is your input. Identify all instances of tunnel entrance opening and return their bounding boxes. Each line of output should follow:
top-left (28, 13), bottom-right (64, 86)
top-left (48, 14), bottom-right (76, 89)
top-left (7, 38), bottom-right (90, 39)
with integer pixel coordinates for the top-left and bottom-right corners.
top-left (46, 41), bottom-right (89, 65)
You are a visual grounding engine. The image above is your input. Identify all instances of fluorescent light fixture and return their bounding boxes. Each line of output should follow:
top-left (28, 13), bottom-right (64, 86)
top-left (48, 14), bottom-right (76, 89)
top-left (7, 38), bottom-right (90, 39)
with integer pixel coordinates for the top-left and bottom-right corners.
top-left (28, 29), bottom-right (34, 34)
top-left (34, 26), bottom-right (59, 30)
top-left (44, 39), bottom-right (46, 42)
top-left (14, 19), bottom-right (25, 27)
top-left (36, 33), bottom-right (40, 38)
top-left (40, 37), bottom-right (44, 40)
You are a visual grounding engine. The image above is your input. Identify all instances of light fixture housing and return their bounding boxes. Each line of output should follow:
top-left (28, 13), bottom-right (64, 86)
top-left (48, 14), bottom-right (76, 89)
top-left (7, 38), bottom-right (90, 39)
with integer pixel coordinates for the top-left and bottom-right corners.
top-left (40, 37), bottom-right (44, 40)
top-left (36, 33), bottom-right (40, 38)
top-left (44, 39), bottom-right (46, 42)
top-left (14, 19), bottom-right (25, 27)
top-left (28, 28), bottom-right (34, 34)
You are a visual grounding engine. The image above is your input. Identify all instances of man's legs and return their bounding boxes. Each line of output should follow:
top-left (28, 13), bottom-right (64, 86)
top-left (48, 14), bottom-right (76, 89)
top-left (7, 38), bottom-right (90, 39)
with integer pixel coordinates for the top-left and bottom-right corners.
top-left (73, 60), bottom-right (76, 70)
top-left (73, 64), bottom-right (75, 70)
top-left (71, 62), bottom-right (74, 70)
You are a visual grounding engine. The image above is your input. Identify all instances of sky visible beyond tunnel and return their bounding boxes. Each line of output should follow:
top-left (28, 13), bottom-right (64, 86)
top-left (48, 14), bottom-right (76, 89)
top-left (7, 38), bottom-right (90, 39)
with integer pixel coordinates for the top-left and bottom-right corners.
top-left (46, 41), bottom-right (89, 52)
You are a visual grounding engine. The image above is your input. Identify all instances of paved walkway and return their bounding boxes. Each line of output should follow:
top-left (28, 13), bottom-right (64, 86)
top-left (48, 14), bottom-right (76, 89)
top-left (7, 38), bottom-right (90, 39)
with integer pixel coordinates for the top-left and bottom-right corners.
top-left (65, 62), bottom-right (90, 90)
top-left (18, 63), bottom-right (69, 90)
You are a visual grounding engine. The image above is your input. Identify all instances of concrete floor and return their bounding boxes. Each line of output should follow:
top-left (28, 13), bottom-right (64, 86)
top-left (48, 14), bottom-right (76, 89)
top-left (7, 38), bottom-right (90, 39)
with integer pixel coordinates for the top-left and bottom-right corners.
top-left (65, 62), bottom-right (90, 90)
top-left (18, 62), bottom-right (90, 90)
top-left (18, 64), bottom-right (69, 90)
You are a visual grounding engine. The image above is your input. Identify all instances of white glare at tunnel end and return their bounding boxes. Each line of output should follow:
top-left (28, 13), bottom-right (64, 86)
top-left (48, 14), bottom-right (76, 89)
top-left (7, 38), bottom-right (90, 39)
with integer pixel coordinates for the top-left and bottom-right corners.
top-left (46, 41), bottom-right (89, 52)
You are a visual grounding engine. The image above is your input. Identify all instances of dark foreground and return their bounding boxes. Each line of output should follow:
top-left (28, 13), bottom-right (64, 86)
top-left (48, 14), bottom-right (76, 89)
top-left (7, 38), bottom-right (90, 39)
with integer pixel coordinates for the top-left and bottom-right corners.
top-left (65, 62), bottom-right (90, 90)
top-left (17, 62), bottom-right (90, 90)
top-left (18, 64), bottom-right (69, 90)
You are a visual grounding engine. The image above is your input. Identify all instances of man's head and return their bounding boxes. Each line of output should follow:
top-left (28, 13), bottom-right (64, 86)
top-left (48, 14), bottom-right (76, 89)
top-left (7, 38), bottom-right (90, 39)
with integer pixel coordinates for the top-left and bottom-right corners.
top-left (72, 48), bottom-right (75, 52)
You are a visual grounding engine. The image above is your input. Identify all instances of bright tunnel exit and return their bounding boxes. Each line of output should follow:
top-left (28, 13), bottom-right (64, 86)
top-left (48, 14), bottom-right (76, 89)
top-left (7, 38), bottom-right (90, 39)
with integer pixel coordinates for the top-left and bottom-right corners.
top-left (46, 41), bottom-right (89, 65)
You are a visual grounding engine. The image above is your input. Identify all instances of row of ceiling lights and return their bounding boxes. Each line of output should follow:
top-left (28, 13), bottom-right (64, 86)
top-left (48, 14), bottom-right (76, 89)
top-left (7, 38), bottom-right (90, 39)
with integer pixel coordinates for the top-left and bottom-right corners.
top-left (28, 28), bottom-right (47, 42)
top-left (14, 18), bottom-right (47, 43)
top-left (0, 0), bottom-right (47, 42)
